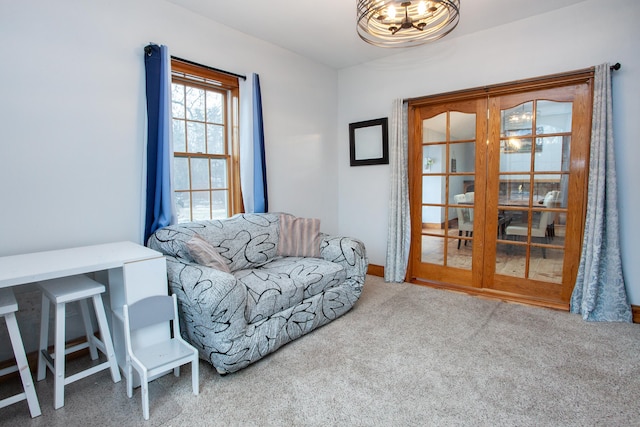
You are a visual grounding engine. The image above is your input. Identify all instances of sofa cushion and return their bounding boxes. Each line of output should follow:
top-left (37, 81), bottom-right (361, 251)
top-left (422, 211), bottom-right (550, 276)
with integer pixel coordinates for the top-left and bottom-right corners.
top-left (185, 234), bottom-right (231, 273)
top-left (261, 257), bottom-right (346, 299)
top-left (234, 257), bottom-right (346, 324)
top-left (276, 214), bottom-right (321, 257)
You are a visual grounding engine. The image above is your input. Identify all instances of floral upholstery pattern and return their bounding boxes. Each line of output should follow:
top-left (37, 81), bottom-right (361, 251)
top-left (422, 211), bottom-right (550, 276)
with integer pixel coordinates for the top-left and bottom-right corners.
top-left (147, 213), bottom-right (368, 373)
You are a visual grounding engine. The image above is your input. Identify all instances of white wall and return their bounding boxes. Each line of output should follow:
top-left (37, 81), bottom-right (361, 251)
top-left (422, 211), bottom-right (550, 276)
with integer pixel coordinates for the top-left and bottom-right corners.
top-left (0, 0), bottom-right (339, 259)
top-left (337, 0), bottom-right (640, 304)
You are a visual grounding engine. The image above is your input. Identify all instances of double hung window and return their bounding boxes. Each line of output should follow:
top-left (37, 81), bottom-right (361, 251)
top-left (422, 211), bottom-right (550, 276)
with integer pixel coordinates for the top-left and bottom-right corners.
top-left (171, 59), bottom-right (241, 222)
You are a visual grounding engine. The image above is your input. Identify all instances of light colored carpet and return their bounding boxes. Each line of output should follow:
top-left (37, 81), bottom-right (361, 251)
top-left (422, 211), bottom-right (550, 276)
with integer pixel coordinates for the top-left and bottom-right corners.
top-left (2, 275), bottom-right (639, 426)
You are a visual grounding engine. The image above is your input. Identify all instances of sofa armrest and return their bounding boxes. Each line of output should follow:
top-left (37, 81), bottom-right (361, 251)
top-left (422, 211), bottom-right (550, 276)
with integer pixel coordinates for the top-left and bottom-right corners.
top-left (164, 256), bottom-right (249, 350)
top-left (319, 234), bottom-right (368, 294)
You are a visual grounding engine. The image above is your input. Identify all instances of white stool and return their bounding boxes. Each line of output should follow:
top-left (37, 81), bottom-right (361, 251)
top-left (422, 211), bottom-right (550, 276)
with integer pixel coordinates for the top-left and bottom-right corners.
top-left (37, 275), bottom-right (121, 409)
top-left (0, 288), bottom-right (41, 418)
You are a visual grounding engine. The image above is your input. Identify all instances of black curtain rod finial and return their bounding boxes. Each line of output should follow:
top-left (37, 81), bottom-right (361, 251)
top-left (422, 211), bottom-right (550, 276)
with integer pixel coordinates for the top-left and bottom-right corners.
top-left (144, 43), bottom-right (157, 57)
top-left (610, 62), bottom-right (621, 71)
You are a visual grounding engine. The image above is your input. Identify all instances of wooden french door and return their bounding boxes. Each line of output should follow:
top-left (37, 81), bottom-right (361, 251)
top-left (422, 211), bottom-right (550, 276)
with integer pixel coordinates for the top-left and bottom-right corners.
top-left (408, 71), bottom-right (593, 309)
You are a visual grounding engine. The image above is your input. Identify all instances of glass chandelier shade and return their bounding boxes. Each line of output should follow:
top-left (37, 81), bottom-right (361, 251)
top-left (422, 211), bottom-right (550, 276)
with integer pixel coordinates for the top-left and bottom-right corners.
top-left (357, 0), bottom-right (461, 48)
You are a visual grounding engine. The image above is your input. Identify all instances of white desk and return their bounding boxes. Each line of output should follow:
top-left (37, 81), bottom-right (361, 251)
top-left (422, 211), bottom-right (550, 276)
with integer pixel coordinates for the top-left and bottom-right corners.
top-left (0, 241), bottom-right (169, 374)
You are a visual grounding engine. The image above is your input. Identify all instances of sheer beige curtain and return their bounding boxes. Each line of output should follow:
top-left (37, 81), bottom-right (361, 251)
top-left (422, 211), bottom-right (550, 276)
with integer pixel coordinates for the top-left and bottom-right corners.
top-left (570, 63), bottom-right (631, 322)
top-left (385, 99), bottom-right (410, 282)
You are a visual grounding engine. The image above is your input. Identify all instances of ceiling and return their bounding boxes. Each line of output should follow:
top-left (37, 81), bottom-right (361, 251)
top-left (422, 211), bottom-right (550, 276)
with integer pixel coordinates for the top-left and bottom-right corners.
top-left (164, 0), bottom-right (587, 69)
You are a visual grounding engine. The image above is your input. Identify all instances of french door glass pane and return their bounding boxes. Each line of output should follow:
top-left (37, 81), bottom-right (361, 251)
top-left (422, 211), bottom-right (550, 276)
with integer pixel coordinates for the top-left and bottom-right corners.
top-left (422, 144), bottom-right (445, 173)
top-left (537, 101), bottom-right (572, 134)
top-left (534, 136), bottom-right (571, 173)
top-left (421, 235), bottom-right (444, 265)
top-left (533, 136), bottom-right (564, 172)
top-left (529, 249), bottom-right (563, 284)
top-left (450, 112), bottom-right (476, 141)
top-left (495, 242), bottom-right (526, 278)
top-left (501, 102), bottom-right (533, 136)
top-left (500, 141), bottom-right (532, 172)
top-left (499, 176), bottom-right (531, 206)
top-left (450, 142), bottom-right (475, 173)
top-left (422, 176), bottom-right (446, 205)
top-left (422, 205), bottom-right (444, 229)
top-left (447, 237), bottom-right (472, 269)
top-left (423, 113), bottom-right (447, 142)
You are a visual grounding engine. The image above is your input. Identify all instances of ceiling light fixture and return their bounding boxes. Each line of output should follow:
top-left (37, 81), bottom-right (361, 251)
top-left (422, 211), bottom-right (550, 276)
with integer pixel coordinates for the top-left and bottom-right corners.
top-left (357, 0), bottom-right (461, 48)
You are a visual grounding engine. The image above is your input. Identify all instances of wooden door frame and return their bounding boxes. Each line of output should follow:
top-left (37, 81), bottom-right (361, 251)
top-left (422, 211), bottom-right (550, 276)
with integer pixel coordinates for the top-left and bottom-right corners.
top-left (407, 68), bottom-right (594, 310)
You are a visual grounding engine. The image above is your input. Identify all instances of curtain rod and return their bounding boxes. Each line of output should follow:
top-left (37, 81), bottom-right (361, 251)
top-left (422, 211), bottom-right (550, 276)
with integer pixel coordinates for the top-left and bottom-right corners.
top-left (171, 55), bottom-right (246, 81)
top-left (143, 44), bottom-right (246, 81)
top-left (610, 62), bottom-right (621, 71)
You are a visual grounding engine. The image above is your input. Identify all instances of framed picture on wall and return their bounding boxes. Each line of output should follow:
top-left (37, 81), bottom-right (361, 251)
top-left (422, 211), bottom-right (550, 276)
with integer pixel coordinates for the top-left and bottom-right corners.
top-left (349, 118), bottom-right (389, 166)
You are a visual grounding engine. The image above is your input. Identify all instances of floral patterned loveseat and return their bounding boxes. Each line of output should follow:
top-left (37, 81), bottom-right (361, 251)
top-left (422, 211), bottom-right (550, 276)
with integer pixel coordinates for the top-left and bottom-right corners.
top-left (147, 213), bottom-right (368, 374)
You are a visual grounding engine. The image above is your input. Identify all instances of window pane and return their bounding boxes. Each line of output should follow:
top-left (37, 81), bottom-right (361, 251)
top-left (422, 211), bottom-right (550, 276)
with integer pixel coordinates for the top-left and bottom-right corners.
top-left (191, 191), bottom-right (210, 221)
top-left (173, 119), bottom-right (186, 152)
top-left (423, 113), bottom-right (446, 143)
top-left (495, 242), bottom-right (526, 278)
top-left (175, 192), bottom-right (191, 223)
top-left (532, 180), bottom-right (562, 206)
top-left (499, 177), bottom-right (531, 207)
top-left (422, 205), bottom-right (444, 229)
top-left (450, 111), bottom-right (475, 141)
top-left (212, 190), bottom-right (228, 219)
top-left (447, 235), bottom-right (472, 270)
top-left (171, 83), bottom-right (185, 118)
top-left (206, 91), bottom-right (223, 124)
top-left (534, 136), bottom-right (570, 173)
top-left (450, 142), bottom-right (475, 173)
top-left (451, 175), bottom-right (475, 201)
top-left (210, 159), bottom-right (227, 189)
top-left (529, 248), bottom-right (563, 284)
top-left (537, 101), bottom-right (572, 134)
top-left (187, 122), bottom-right (206, 153)
top-left (207, 124), bottom-right (225, 155)
top-left (191, 158), bottom-right (209, 190)
top-left (502, 102), bottom-right (533, 136)
top-left (422, 144), bottom-right (445, 174)
top-left (186, 87), bottom-right (205, 121)
top-left (173, 157), bottom-right (189, 191)
top-left (500, 139), bottom-right (532, 172)
top-left (422, 175), bottom-right (445, 205)
top-left (421, 235), bottom-right (444, 265)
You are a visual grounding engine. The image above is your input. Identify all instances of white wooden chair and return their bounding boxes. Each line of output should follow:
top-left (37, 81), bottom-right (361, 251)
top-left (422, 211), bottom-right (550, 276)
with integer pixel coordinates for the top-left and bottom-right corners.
top-left (0, 288), bottom-right (41, 418)
top-left (454, 193), bottom-right (474, 249)
top-left (123, 294), bottom-right (199, 420)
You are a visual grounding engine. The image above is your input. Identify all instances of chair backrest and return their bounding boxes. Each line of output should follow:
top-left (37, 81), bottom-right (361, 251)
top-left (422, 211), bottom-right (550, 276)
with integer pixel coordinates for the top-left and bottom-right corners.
top-left (123, 294), bottom-right (181, 353)
top-left (454, 194), bottom-right (473, 227)
top-left (126, 295), bottom-right (176, 331)
top-left (542, 190), bottom-right (560, 224)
